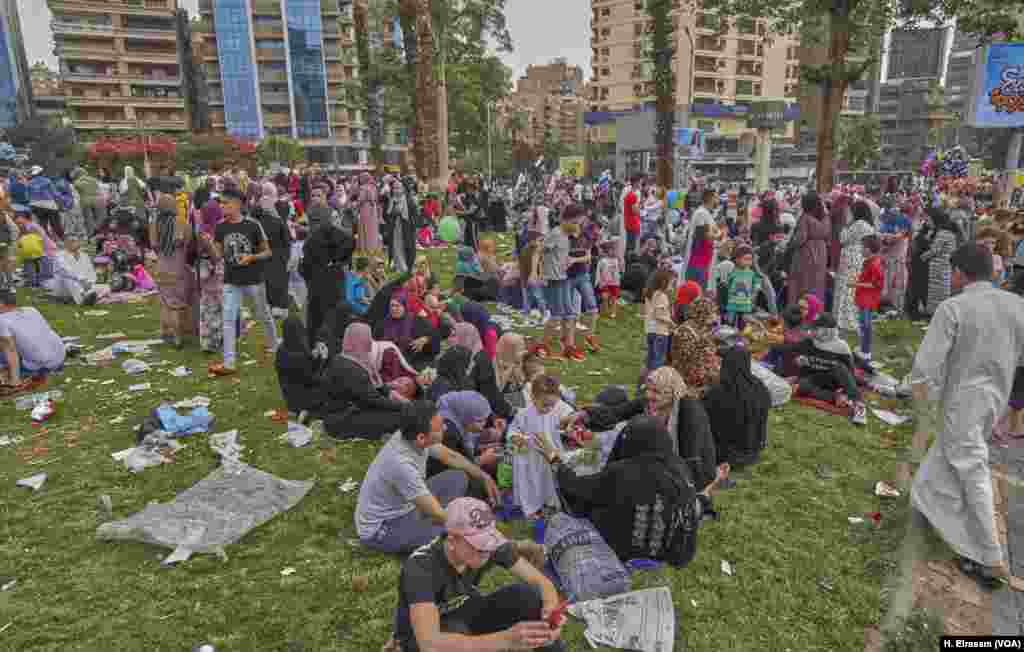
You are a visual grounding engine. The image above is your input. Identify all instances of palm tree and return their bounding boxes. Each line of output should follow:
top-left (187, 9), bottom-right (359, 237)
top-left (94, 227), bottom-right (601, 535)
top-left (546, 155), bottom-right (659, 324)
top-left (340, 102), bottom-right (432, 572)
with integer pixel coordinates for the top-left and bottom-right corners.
top-left (412, 0), bottom-right (439, 187)
top-left (508, 111), bottom-right (527, 147)
top-left (353, 0), bottom-right (384, 173)
top-left (646, 0), bottom-right (675, 189)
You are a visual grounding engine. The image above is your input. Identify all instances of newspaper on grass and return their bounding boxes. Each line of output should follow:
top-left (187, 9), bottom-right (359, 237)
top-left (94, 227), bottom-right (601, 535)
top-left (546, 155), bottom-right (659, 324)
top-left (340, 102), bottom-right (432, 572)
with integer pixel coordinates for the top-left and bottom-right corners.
top-left (96, 430), bottom-right (314, 563)
top-left (568, 586), bottom-right (676, 652)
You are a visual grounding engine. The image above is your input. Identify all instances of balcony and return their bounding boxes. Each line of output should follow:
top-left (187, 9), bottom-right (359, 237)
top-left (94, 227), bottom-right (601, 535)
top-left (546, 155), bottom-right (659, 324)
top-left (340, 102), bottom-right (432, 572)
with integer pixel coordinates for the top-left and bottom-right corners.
top-left (264, 115), bottom-right (292, 128)
top-left (694, 56), bottom-right (720, 74)
top-left (127, 96), bottom-right (185, 107)
top-left (260, 92), bottom-right (290, 105)
top-left (121, 26), bottom-right (176, 41)
top-left (66, 95), bottom-right (127, 106)
top-left (208, 92), bottom-right (223, 104)
top-left (322, 0), bottom-right (340, 14)
top-left (260, 71), bottom-right (287, 83)
top-left (71, 119), bottom-right (136, 131)
top-left (695, 37), bottom-right (724, 53)
top-left (142, 120), bottom-right (188, 131)
top-left (324, 47), bottom-right (343, 61)
top-left (122, 48), bottom-right (179, 63)
top-left (252, 0), bottom-right (282, 15)
top-left (693, 77), bottom-right (721, 94)
top-left (54, 44), bottom-right (117, 60)
top-left (735, 62), bottom-right (763, 77)
top-left (253, 26), bottom-right (285, 38)
top-left (51, 21), bottom-right (114, 37)
top-left (736, 42), bottom-right (764, 59)
top-left (256, 49), bottom-right (286, 62)
top-left (61, 71), bottom-right (121, 83)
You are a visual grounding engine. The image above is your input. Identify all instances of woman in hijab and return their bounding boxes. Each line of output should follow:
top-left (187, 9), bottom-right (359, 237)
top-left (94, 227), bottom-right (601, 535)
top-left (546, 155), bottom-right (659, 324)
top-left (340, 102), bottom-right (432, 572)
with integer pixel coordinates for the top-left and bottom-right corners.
top-left (922, 208), bottom-right (960, 315)
top-left (119, 165), bottom-right (149, 216)
top-left (428, 345), bottom-right (472, 402)
top-left (197, 182), bottom-right (225, 353)
top-left (579, 366), bottom-right (719, 491)
top-left (540, 416), bottom-right (728, 565)
top-left (460, 301), bottom-right (499, 359)
top-left (879, 202), bottom-right (913, 313)
top-left (495, 333), bottom-right (528, 410)
top-left (374, 294), bottom-right (446, 369)
top-left (671, 296), bottom-right (721, 396)
top-left (254, 181), bottom-right (292, 317)
top-left (703, 347), bottom-right (771, 467)
top-left (450, 321), bottom-right (511, 419)
top-left (906, 209), bottom-right (935, 320)
top-left (149, 194), bottom-right (194, 349)
top-left (834, 200), bottom-right (876, 332)
top-left (371, 339), bottom-right (419, 386)
top-left (787, 192), bottom-right (832, 307)
top-left (275, 316), bottom-right (325, 422)
top-left (429, 390), bottom-right (493, 477)
top-left (321, 323), bottom-right (405, 440)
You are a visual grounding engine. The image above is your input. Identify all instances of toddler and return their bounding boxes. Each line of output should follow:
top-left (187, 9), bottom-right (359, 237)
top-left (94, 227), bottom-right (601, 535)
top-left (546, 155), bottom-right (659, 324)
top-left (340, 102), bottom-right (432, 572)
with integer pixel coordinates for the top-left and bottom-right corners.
top-left (595, 239), bottom-right (622, 319)
top-left (724, 244), bottom-right (760, 329)
top-left (518, 239), bottom-right (548, 321)
top-left (644, 269), bottom-right (675, 372)
top-left (510, 374), bottom-right (576, 519)
top-left (854, 235), bottom-right (883, 360)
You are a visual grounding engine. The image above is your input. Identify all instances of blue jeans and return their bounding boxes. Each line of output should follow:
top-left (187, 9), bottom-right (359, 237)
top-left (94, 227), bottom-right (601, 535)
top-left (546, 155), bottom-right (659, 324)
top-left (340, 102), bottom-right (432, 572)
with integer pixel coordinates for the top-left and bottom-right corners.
top-left (858, 308), bottom-right (873, 356)
top-left (646, 333), bottom-right (670, 371)
top-left (522, 284), bottom-right (547, 314)
top-left (543, 278), bottom-right (571, 321)
top-left (567, 273), bottom-right (598, 318)
top-left (223, 282), bottom-right (279, 368)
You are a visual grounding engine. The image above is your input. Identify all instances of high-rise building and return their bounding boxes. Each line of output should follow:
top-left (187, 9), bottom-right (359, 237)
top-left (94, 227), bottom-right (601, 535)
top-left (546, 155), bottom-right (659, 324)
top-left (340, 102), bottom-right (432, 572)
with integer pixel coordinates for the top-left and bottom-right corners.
top-left (507, 61), bottom-right (587, 151)
top-left (0, 0), bottom-right (34, 128)
top-left (197, 0), bottom-right (401, 167)
top-left (588, 0), bottom-right (797, 182)
top-left (30, 63), bottom-right (66, 123)
top-left (48, 0), bottom-right (188, 137)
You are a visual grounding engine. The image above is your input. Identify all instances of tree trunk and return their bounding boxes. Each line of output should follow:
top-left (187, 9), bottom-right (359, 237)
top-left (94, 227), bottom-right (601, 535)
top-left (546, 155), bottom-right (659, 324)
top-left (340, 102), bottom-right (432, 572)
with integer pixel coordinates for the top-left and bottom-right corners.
top-left (414, 0), bottom-right (439, 188)
top-left (815, 8), bottom-right (851, 194)
top-left (648, 0), bottom-right (674, 189)
top-left (353, 0), bottom-right (384, 174)
top-left (398, 0), bottom-right (420, 178)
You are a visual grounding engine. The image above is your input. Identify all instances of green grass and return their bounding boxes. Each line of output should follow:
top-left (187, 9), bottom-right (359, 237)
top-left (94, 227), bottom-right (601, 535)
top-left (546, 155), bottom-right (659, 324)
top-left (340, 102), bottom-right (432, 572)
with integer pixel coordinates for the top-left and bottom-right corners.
top-left (0, 233), bottom-right (925, 651)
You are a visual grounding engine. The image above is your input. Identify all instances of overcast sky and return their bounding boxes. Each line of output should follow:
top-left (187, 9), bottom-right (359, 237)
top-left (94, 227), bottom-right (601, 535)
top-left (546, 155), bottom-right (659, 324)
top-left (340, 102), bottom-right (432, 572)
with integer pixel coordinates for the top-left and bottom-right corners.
top-left (17, 0), bottom-right (591, 83)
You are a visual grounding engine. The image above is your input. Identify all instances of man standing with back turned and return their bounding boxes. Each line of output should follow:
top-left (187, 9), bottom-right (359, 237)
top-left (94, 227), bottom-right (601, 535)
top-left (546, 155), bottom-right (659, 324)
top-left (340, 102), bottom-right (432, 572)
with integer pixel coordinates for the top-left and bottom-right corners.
top-left (910, 242), bottom-right (1024, 588)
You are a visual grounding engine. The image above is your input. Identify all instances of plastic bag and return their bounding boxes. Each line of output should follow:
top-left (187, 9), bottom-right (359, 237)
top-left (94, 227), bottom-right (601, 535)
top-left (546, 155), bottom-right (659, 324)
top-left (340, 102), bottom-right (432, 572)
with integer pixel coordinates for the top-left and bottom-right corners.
top-left (545, 512), bottom-right (631, 602)
top-left (751, 360), bottom-right (792, 407)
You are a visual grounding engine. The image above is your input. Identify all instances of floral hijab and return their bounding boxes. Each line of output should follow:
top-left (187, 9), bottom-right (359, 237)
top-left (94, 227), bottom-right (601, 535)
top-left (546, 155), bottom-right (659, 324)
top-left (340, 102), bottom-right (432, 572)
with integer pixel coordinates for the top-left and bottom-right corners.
top-left (671, 297), bottom-right (720, 392)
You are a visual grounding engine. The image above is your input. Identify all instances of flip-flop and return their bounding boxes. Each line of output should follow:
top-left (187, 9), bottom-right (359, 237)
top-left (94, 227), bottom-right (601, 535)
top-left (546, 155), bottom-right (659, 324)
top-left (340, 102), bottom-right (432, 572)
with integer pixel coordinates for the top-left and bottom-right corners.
top-left (956, 556), bottom-right (1008, 591)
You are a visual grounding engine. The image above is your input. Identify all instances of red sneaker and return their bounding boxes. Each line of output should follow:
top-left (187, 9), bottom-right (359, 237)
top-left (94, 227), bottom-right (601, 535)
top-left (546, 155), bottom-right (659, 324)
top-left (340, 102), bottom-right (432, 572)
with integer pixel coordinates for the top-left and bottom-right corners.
top-left (567, 346), bottom-right (586, 362)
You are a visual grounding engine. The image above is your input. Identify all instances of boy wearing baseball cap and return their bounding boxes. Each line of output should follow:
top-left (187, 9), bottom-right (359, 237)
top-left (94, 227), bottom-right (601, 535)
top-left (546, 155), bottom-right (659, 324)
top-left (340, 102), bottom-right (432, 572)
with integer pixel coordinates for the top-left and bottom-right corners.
top-left (393, 496), bottom-right (564, 652)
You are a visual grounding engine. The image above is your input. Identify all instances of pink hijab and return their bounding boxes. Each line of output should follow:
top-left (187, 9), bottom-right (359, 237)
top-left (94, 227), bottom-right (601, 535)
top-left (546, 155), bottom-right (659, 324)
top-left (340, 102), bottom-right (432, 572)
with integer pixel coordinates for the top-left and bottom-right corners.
top-left (342, 323), bottom-right (381, 386)
top-left (260, 181), bottom-right (278, 213)
top-left (450, 322), bottom-right (483, 356)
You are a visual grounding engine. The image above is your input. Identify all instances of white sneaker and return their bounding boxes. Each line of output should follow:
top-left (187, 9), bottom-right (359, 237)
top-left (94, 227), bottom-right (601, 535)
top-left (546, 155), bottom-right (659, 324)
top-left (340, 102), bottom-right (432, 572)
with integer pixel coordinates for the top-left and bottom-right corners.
top-left (576, 322), bottom-right (589, 332)
top-left (851, 402), bottom-right (867, 426)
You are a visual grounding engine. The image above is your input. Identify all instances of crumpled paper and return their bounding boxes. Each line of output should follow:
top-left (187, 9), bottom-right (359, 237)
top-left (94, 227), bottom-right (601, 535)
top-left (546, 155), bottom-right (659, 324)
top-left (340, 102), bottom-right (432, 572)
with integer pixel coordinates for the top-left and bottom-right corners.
top-left (568, 587), bottom-right (675, 652)
top-left (282, 422), bottom-right (313, 448)
top-left (16, 473), bottom-right (47, 491)
top-left (95, 462), bottom-right (314, 563)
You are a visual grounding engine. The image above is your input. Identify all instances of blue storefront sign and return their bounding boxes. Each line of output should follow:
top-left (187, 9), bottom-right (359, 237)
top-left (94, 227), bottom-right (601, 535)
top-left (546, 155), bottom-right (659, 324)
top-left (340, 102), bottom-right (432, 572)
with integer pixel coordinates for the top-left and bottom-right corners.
top-left (968, 42), bottom-right (1024, 128)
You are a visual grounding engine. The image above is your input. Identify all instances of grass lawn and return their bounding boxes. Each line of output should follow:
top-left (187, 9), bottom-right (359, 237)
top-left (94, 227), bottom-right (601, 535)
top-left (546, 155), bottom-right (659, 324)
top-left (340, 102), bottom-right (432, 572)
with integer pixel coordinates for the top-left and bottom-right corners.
top-left (0, 232), bottom-right (932, 651)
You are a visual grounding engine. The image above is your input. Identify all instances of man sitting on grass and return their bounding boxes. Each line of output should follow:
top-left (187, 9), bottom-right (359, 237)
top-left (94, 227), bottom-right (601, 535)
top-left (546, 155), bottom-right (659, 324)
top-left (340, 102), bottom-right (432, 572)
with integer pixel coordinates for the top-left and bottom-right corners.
top-left (0, 285), bottom-right (66, 385)
top-left (355, 400), bottom-right (503, 555)
top-left (389, 496), bottom-right (564, 652)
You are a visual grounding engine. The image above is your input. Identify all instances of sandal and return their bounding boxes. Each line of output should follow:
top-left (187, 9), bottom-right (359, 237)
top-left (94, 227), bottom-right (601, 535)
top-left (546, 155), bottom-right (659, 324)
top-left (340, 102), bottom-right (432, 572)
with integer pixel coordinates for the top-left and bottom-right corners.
top-left (956, 556), bottom-right (1008, 591)
top-left (208, 362), bottom-right (238, 377)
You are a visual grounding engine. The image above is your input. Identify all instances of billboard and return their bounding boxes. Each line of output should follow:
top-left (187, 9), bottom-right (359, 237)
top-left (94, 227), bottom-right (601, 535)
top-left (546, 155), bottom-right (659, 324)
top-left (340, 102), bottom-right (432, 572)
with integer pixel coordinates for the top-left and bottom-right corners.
top-left (559, 156), bottom-right (584, 177)
top-left (673, 128), bottom-right (705, 159)
top-left (968, 42), bottom-right (1024, 128)
top-left (748, 101), bottom-right (788, 130)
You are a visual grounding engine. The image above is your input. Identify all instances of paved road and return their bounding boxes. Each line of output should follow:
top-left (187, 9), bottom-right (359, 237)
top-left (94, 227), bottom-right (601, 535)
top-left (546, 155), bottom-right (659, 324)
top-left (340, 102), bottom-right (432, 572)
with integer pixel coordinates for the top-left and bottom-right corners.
top-left (991, 445), bottom-right (1023, 635)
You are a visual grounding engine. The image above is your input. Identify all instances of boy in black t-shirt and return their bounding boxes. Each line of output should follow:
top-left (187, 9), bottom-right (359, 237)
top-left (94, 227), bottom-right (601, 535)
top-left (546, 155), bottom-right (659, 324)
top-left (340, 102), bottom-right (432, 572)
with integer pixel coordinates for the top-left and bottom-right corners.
top-left (200, 188), bottom-right (280, 376)
top-left (392, 496), bottom-right (564, 652)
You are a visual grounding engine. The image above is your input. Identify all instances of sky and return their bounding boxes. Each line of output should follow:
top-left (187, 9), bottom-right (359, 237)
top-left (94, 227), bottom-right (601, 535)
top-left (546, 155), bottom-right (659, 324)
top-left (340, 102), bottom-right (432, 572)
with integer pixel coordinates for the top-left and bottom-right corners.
top-left (17, 0), bottom-right (592, 84)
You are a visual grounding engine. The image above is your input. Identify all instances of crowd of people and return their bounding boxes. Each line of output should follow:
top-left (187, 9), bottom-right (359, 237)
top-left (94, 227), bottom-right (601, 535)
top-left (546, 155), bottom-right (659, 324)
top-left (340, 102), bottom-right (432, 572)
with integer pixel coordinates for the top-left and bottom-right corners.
top-left (1, 159), bottom-right (1023, 649)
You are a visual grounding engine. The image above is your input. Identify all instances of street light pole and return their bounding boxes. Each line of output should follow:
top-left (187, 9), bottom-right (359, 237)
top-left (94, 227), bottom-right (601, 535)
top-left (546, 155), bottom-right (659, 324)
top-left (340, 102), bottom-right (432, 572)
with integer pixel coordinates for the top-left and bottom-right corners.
top-left (486, 101), bottom-right (493, 184)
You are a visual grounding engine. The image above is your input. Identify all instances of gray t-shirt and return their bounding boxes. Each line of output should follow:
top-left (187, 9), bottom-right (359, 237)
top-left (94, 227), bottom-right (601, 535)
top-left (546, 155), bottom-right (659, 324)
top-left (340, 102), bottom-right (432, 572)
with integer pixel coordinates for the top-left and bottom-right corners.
top-left (540, 229), bottom-right (569, 282)
top-left (355, 433), bottom-right (439, 539)
top-left (0, 307), bottom-right (66, 372)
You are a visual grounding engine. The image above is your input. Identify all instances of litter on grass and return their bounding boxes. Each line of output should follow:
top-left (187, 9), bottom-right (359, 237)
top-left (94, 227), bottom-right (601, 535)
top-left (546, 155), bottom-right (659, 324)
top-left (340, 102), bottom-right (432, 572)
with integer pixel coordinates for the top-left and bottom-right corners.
top-left (174, 396), bottom-right (211, 410)
top-left (338, 478), bottom-right (359, 493)
top-left (122, 359), bottom-right (150, 375)
top-left (170, 366), bottom-right (192, 377)
top-left (96, 332), bottom-right (127, 340)
top-left (0, 435), bottom-right (23, 447)
top-left (282, 422), bottom-right (313, 448)
top-left (281, 567), bottom-right (297, 576)
top-left (129, 383), bottom-right (151, 392)
top-left (721, 559), bottom-right (734, 576)
top-left (872, 408), bottom-right (911, 426)
top-left (568, 587), bottom-right (675, 652)
top-left (16, 473), bottom-right (47, 491)
top-left (83, 310), bottom-right (110, 317)
top-left (875, 481), bottom-right (901, 498)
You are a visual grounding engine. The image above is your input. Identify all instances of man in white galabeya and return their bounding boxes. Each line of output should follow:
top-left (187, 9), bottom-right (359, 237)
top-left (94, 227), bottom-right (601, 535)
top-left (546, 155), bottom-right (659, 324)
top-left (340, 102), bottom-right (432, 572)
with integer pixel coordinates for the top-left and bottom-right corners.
top-left (910, 242), bottom-right (1024, 589)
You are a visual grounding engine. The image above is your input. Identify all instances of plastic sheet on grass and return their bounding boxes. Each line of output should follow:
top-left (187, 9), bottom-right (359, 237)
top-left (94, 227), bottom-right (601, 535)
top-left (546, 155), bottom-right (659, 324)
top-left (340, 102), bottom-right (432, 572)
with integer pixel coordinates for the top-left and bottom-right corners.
top-left (568, 586), bottom-right (676, 651)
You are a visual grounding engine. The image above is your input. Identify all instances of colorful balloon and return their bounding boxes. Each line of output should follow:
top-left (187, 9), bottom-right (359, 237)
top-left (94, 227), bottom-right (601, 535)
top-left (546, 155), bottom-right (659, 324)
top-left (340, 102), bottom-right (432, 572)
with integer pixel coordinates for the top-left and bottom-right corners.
top-left (439, 216), bottom-right (461, 243)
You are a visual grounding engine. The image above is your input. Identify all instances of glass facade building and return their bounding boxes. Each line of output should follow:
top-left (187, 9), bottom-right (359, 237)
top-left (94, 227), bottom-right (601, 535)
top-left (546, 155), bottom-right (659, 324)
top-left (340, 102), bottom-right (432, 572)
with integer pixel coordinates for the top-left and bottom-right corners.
top-left (0, 0), bottom-right (30, 129)
top-left (284, 0), bottom-right (330, 139)
top-left (214, 0), bottom-right (263, 139)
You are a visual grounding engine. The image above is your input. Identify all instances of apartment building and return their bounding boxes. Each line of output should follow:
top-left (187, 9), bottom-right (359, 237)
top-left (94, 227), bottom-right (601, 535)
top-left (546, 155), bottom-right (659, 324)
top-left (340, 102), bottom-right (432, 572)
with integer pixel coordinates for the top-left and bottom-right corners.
top-left (197, 0), bottom-right (403, 167)
top-left (0, 0), bottom-right (34, 128)
top-left (506, 60), bottom-right (587, 151)
top-left (48, 0), bottom-right (188, 137)
top-left (31, 64), bottom-right (66, 123)
top-left (589, 0), bottom-right (797, 182)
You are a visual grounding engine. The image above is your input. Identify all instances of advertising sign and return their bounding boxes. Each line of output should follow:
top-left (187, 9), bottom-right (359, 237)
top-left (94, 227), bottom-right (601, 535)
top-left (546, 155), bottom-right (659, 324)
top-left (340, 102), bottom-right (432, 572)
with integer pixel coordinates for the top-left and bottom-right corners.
top-left (673, 128), bottom-right (705, 159)
top-left (748, 101), bottom-right (788, 130)
top-left (968, 42), bottom-right (1024, 128)
top-left (559, 156), bottom-right (584, 177)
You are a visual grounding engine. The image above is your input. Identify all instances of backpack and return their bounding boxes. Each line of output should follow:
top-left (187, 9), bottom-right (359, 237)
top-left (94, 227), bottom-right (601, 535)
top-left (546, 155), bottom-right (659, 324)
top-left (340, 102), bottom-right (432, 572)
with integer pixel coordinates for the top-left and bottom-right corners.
top-left (545, 512), bottom-right (631, 602)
